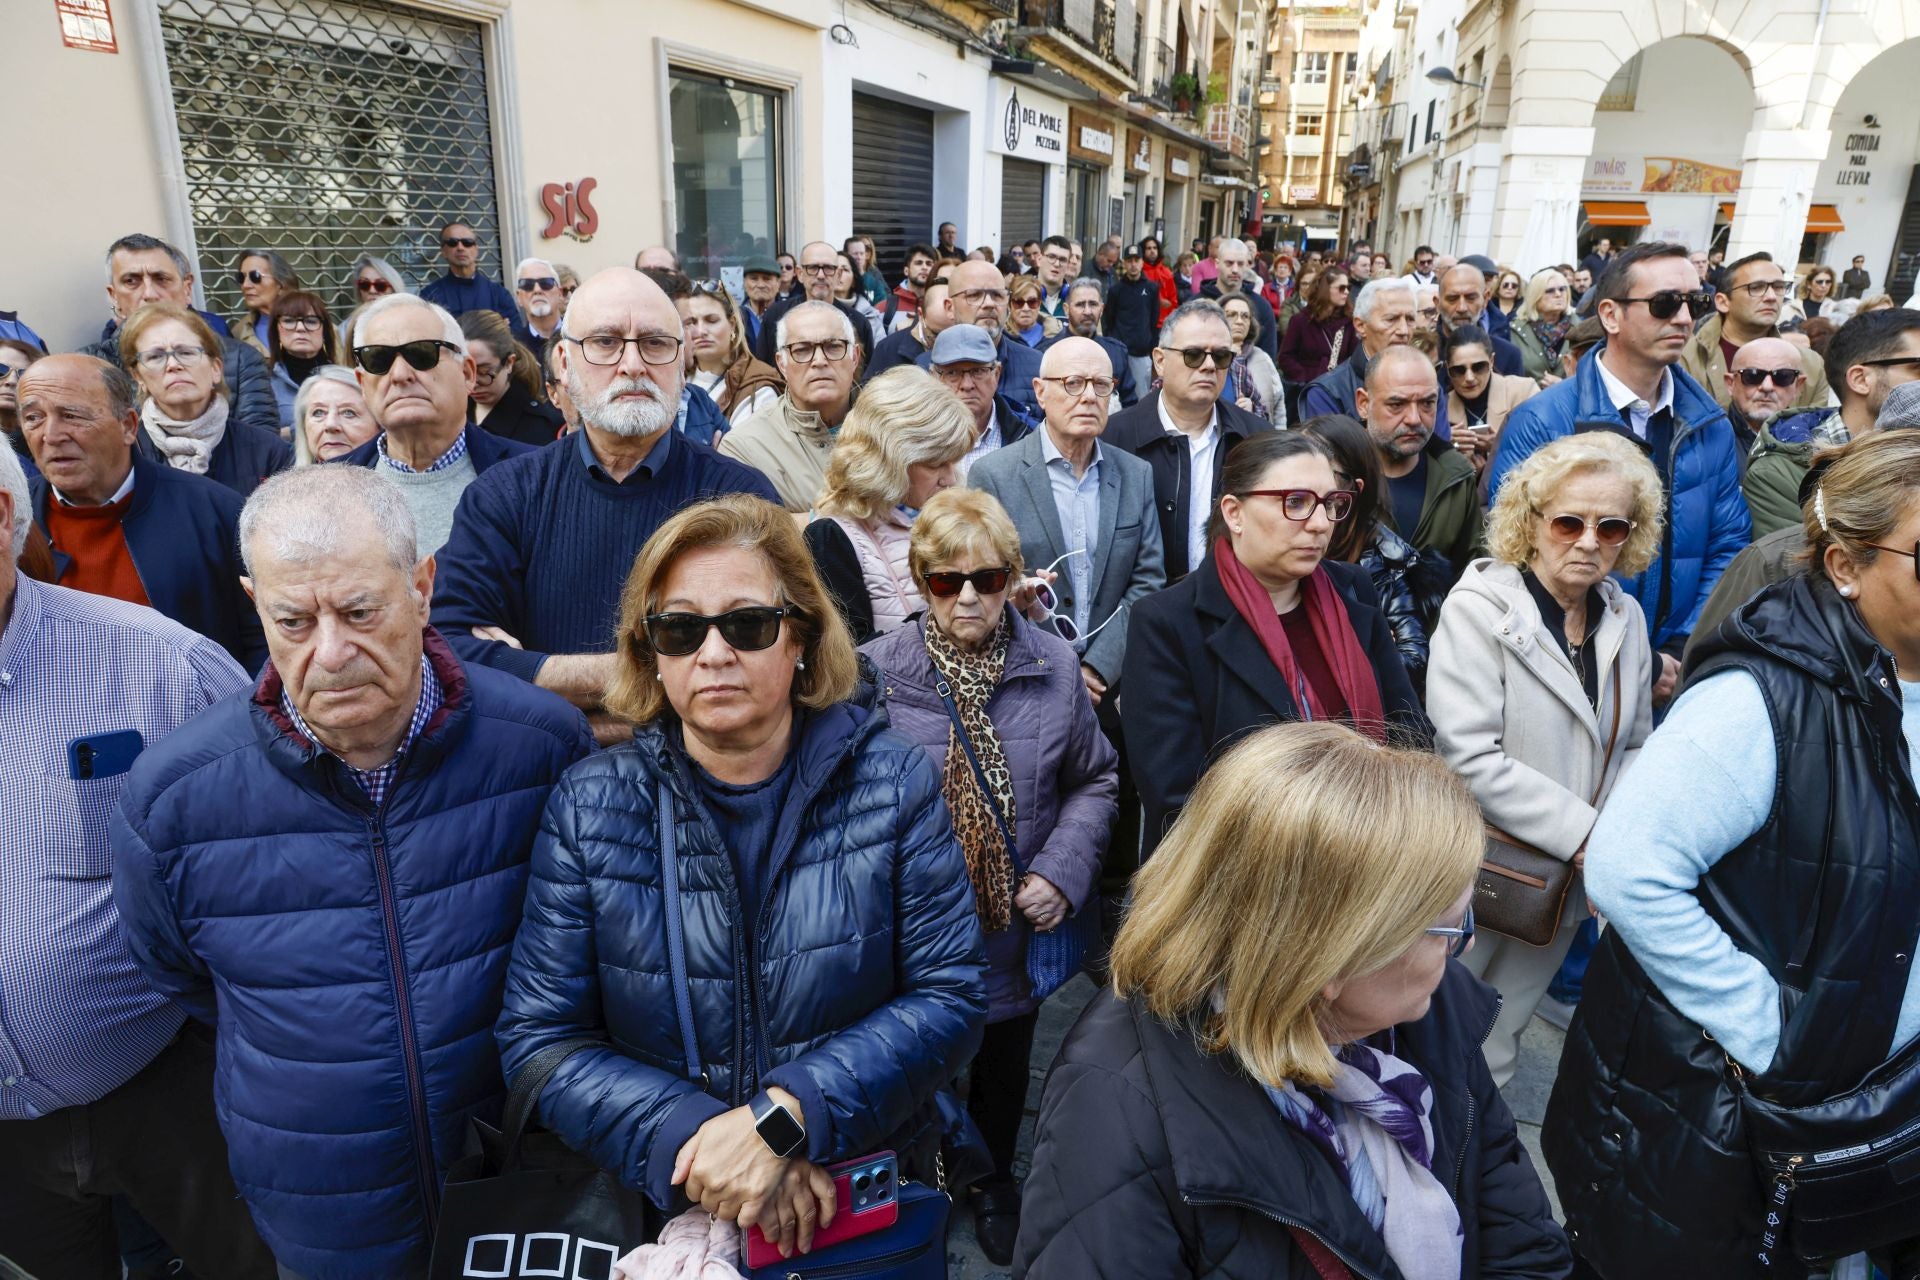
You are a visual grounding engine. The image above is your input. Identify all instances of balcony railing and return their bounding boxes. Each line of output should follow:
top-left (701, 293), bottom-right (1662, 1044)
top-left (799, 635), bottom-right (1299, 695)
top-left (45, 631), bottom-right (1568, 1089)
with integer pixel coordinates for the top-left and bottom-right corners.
top-left (1026, 0), bottom-right (1138, 81)
top-left (1207, 102), bottom-right (1255, 159)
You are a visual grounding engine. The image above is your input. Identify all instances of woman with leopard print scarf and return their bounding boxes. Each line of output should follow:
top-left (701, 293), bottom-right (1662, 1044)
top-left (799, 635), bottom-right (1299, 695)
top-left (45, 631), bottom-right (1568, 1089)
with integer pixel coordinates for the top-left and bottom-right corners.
top-left (863, 487), bottom-right (1119, 1266)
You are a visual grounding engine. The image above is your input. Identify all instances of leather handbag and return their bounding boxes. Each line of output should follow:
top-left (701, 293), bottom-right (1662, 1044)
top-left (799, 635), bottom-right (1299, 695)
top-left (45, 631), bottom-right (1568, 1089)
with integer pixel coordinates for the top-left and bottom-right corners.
top-left (1475, 652), bottom-right (1621, 947)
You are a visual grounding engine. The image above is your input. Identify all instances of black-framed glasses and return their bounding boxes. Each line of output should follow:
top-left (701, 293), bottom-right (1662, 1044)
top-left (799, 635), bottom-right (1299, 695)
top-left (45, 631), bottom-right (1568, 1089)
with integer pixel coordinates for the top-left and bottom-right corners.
top-left (516, 276), bottom-right (559, 292)
top-left (1241, 488), bottom-right (1356, 522)
top-left (1543, 514), bottom-right (1636, 546)
top-left (781, 339), bottom-right (852, 365)
top-left (354, 339), bottom-right (463, 375)
top-left (1039, 374), bottom-right (1115, 400)
top-left (134, 345), bottom-right (210, 371)
top-left (1864, 542), bottom-right (1920, 583)
top-left (1859, 356), bottom-right (1920, 372)
top-left (1426, 904), bottom-right (1475, 959)
top-left (441, 236), bottom-right (478, 249)
top-left (566, 332), bottom-right (684, 366)
top-left (1162, 345), bottom-right (1236, 369)
top-left (643, 606), bottom-right (789, 657)
top-left (235, 268), bottom-right (268, 285)
top-left (1447, 360), bottom-right (1491, 379)
top-left (1730, 279), bottom-right (1789, 298)
top-left (277, 315), bottom-right (324, 333)
top-left (356, 277), bottom-right (395, 295)
top-left (924, 567), bottom-right (1013, 598)
top-left (1617, 290), bottom-right (1713, 321)
top-left (1735, 366), bottom-right (1802, 388)
top-left (798, 263), bottom-right (837, 277)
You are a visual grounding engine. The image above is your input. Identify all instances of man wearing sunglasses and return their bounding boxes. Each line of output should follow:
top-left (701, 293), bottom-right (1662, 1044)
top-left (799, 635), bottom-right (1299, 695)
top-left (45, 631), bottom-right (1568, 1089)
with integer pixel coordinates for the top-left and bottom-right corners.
top-left (513, 255), bottom-right (565, 369)
top-left (1680, 251), bottom-right (1830, 411)
top-left (1490, 240), bottom-right (1751, 703)
top-left (418, 218), bottom-right (523, 334)
top-left (751, 241), bottom-right (876, 371)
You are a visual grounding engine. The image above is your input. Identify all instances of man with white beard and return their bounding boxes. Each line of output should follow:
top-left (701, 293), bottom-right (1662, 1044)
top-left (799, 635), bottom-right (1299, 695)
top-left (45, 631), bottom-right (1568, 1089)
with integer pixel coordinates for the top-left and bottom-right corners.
top-left (430, 268), bottom-right (779, 742)
top-left (514, 256), bottom-right (564, 368)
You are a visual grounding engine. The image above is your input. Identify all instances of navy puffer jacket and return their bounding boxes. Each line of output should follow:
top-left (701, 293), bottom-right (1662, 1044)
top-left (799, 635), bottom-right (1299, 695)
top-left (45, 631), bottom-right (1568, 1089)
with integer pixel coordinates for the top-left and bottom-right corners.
top-left (111, 634), bottom-right (596, 1279)
top-left (496, 682), bottom-right (988, 1211)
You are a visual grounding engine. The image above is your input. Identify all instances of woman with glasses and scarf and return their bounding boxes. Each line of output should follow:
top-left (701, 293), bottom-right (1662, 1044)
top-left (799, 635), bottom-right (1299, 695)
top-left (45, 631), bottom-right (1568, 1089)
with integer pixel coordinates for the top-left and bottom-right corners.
top-left (1426, 433), bottom-right (1658, 1091)
top-left (860, 487), bottom-right (1118, 1266)
top-left (1122, 431), bottom-right (1427, 858)
top-left (1017, 720), bottom-right (1571, 1279)
top-left (1513, 270), bottom-right (1576, 386)
top-left (119, 302), bottom-right (292, 497)
top-left (682, 279), bottom-right (783, 428)
top-left (497, 494), bottom-right (987, 1266)
top-left (229, 248), bottom-right (301, 358)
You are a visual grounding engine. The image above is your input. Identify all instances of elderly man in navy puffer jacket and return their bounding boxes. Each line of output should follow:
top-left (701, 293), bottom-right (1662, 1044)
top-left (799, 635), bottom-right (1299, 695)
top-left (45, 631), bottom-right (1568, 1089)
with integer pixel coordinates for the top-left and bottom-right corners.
top-left (112, 464), bottom-right (595, 1279)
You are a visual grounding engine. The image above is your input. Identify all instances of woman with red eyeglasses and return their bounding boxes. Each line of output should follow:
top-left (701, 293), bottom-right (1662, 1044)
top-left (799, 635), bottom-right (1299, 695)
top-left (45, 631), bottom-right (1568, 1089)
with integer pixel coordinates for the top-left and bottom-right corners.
top-left (1427, 431), bottom-right (1659, 1089)
top-left (1122, 431), bottom-right (1428, 858)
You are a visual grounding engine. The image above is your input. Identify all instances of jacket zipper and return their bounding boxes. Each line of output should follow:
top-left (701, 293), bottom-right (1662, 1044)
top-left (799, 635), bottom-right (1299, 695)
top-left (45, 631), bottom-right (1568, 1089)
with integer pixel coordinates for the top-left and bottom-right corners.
top-left (366, 814), bottom-right (440, 1231)
top-left (1453, 995), bottom-right (1502, 1196)
top-left (1181, 1192), bottom-right (1388, 1280)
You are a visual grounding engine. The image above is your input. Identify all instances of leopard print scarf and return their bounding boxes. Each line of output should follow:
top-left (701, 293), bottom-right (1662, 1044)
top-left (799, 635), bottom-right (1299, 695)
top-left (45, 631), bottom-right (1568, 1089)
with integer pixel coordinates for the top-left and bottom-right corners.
top-left (925, 615), bottom-right (1018, 932)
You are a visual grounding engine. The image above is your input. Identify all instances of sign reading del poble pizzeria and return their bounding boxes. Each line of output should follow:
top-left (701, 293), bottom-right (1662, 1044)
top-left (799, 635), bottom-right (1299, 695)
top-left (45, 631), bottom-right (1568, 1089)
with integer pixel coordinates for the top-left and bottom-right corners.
top-left (991, 81), bottom-right (1067, 163)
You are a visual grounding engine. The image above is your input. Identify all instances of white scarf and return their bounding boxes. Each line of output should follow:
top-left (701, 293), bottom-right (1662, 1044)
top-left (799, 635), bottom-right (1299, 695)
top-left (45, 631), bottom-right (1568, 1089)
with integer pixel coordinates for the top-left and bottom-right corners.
top-left (141, 394), bottom-right (229, 475)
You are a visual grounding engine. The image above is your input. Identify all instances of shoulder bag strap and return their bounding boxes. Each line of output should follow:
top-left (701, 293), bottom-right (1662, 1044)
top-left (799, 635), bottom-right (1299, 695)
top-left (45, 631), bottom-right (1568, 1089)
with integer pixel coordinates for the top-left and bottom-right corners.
top-left (1589, 651), bottom-right (1624, 806)
top-left (928, 645), bottom-right (1027, 878)
top-left (1288, 1226), bottom-right (1355, 1279)
top-left (656, 780), bottom-right (707, 1088)
top-left (498, 1036), bottom-right (606, 1174)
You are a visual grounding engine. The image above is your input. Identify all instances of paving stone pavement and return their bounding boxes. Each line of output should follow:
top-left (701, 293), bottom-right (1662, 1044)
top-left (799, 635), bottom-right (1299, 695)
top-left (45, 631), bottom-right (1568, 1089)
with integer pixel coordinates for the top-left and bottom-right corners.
top-left (942, 977), bottom-right (1568, 1277)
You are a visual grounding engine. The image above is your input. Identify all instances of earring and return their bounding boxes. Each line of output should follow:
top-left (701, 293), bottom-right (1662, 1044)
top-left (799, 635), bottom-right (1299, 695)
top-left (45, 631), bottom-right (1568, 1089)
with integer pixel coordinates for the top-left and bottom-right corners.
top-left (1839, 585), bottom-right (1855, 598)
top-left (655, 672), bottom-right (664, 680)
top-left (796, 659), bottom-right (806, 670)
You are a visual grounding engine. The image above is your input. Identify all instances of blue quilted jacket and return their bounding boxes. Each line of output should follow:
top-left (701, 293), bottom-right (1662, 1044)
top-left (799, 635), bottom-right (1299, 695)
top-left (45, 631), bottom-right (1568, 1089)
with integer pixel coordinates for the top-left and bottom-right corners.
top-left (1487, 346), bottom-right (1751, 648)
top-left (111, 633), bottom-right (595, 1279)
top-left (495, 682), bottom-right (988, 1211)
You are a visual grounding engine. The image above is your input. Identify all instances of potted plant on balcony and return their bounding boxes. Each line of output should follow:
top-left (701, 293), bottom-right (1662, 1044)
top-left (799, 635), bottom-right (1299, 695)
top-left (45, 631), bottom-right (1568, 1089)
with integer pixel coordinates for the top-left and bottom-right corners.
top-left (1169, 70), bottom-right (1200, 114)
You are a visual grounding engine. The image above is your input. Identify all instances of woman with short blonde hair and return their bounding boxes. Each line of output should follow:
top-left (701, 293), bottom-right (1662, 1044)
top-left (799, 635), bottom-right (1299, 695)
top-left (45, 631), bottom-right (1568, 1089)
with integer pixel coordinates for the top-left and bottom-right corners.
top-left (1005, 274), bottom-right (1060, 348)
top-left (1018, 722), bottom-right (1569, 1276)
top-left (119, 302), bottom-right (292, 496)
top-left (1513, 269), bottom-right (1576, 385)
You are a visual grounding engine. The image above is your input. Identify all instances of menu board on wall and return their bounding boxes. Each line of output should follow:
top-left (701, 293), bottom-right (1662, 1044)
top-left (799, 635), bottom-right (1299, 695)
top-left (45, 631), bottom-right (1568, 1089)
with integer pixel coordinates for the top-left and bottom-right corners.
top-left (1585, 153), bottom-right (1741, 194)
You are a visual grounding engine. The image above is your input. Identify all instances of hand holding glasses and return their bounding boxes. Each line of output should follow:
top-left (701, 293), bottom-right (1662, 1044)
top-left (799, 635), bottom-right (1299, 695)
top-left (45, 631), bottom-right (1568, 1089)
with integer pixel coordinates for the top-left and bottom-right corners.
top-left (1018, 550), bottom-right (1124, 644)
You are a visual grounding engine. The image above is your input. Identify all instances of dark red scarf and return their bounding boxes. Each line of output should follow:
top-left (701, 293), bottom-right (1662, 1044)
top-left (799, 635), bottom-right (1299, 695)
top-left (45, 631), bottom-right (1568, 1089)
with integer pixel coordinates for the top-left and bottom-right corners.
top-left (1213, 535), bottom-right (1389, 742)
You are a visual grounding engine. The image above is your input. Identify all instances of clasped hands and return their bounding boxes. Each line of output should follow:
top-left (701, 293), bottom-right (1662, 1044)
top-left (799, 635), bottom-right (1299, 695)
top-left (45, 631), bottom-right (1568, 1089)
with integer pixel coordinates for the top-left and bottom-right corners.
top-left (672, 1087), bottom-right (836, 1260)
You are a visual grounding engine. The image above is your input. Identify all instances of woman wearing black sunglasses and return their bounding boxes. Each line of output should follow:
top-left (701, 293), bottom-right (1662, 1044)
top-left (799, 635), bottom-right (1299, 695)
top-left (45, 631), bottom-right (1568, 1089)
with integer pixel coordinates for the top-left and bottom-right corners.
top-left (498, 493), bottom-right (987, 1263)
top-left (860, 487), bottom-right (1118, 1264)
top-left (1442, 325), bottom-right (1537, 485)
top-left (229, 248), bottom-right (301, 359)
top-left (1121, 431), bottom-right (1428, 858)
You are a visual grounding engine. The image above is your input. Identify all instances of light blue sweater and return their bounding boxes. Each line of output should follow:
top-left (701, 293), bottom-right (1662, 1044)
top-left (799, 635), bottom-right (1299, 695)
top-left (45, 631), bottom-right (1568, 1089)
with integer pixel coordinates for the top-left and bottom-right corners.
top-left (1585, 668), bottom-right (1920, 1073)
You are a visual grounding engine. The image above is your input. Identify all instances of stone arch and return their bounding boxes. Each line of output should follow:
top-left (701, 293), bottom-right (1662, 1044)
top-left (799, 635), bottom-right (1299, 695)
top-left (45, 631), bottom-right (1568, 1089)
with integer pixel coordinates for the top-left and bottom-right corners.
top-left (1484, 55), bottom-right (1513, 131)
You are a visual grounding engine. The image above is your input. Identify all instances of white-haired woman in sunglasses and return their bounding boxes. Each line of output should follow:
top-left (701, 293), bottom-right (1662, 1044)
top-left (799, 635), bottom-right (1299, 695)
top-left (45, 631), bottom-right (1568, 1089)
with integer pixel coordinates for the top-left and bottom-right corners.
top-left (859, 486), bottom-right (1118, 1266)
top-left (1425, 432), bottom-right (1660, 1089)
top-left (497, 493), bottom-right (987, 1264)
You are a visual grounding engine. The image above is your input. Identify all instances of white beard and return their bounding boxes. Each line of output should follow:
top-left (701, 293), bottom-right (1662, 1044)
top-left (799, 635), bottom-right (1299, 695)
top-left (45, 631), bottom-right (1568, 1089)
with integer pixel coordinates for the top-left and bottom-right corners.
top-left (571, 369), bottom-right (673, 438)
top-left (528, 298), bottom-right (554, 318)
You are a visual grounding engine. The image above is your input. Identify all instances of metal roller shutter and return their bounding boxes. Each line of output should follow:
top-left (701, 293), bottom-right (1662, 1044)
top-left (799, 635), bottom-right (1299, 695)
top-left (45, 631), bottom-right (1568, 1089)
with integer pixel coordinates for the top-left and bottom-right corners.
top-left (1001, 159), bottom-right (1046, 250)
top-left (852, 93), bottom-right (935, 283)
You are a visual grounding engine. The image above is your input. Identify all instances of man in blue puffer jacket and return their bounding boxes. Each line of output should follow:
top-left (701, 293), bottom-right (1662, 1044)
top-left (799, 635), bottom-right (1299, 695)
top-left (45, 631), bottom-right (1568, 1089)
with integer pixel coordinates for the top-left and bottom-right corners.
top-left (1489, 241), bottom-right (1751, 694)
top-left (111, 465), bottom-right (595, 1279)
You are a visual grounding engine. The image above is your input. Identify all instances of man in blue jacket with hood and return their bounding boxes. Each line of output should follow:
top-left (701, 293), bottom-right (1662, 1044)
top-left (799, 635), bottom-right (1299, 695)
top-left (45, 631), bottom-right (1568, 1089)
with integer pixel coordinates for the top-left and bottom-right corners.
top-left (1489, 240), bottom-right (1751, 701)
top-left (112, 464), bottom-right (595, 1279)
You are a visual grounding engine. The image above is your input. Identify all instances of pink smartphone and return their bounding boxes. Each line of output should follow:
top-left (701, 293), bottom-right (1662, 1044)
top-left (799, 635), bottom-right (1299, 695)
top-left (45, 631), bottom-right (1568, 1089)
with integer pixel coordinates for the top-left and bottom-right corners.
top-left (743, 1150), bottom-right (900, 1269)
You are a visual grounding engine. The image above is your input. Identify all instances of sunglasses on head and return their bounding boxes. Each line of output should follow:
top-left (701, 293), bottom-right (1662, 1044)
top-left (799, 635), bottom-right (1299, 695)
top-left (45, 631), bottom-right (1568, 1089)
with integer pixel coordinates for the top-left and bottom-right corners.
top-left (643, 606), bottom-right (789, 657)
top-left (357, 277), bottom-right (395, 295)
top-left (1543, 513), bottom-right (1636, 545)
top-left (354, 339), bottom-right (462, 375)
top-left (442, 236), bottom-right (478, 249)
top-left (1618, 289), bottom-right (1713, 321)
top-left (1163, 345), bottom-right (1236, 369)
top-left (1735, 366), bottom-right (1802, 388)
top-left (236, 268), bottom-right (269, 285)
top-left (924, 567), bottom-right (1013, 598)
top-left (517, 276), bottom-right (558, 292)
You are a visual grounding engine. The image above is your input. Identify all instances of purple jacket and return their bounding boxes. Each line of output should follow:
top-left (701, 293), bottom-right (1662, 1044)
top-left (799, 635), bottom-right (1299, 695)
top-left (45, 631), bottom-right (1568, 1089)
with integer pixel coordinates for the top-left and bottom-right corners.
top-left (863, 613), bottom-right (1118, 1021)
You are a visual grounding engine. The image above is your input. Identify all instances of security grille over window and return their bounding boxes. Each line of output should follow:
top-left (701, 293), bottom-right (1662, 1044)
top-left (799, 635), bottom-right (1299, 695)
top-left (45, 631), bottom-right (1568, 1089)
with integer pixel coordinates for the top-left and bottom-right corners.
top-left (157, 0), bottom-right (504, 322)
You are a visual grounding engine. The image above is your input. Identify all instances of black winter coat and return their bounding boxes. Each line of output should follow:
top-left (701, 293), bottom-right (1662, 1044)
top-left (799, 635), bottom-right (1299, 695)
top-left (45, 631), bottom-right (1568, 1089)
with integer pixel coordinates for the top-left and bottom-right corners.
top-left (133, 418), bottom-right (291, 500)
top-left (1121, 555), bottom-right (1429, 857)
top-left (476, 380), bottom-right (566, 447)
top-left (1103, 390), bottom-right (1274, 581)
top-left (1014, 967), bottom-right (1572, 1279)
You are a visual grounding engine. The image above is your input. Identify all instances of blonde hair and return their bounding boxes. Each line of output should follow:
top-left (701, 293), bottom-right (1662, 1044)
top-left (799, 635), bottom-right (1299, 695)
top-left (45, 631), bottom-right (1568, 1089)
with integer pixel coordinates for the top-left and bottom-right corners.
top-left (816, 367), bottom-right (974, 521)
top-left (908, 488), bottom-right (1025, 590)
top-left (1486, 432), bottom-right (1664, 577)
top-left (118, 303), bottom-right (225, 391)
top-left (606, 494), bottom-right (861, 724)
top-left (1110, 722), bottom-right (1483, 1088)
top-left (1802, 430), bottom-right (1920, 581)
top-left (1519, 270), bottom-right (1571, 323)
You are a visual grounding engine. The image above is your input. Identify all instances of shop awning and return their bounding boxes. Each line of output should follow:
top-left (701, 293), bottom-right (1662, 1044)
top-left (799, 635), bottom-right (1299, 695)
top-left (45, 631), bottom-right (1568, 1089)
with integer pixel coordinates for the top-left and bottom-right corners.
top-left (1805, 203), bottom-right (1845, 234)
top-left (1718, 202), bottom-right (1736, 222)
top-left (1583, 200), bottom-right (1651, 227)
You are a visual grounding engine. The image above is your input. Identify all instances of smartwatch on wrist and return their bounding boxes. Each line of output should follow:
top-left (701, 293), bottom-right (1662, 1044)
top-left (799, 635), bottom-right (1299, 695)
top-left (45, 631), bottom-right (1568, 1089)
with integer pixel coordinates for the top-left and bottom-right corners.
top-left (750, 1090), bottom-right (806, 1160)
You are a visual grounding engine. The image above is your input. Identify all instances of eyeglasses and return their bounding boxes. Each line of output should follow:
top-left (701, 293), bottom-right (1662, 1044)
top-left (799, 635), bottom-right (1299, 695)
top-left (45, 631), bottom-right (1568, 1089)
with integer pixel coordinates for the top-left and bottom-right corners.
top-left (781, 339), bottom-right (853, 365)
top-left (354, 339), bottom-right (463, 375)
top-left (1616, 289), bottom-right (1713, 321)
top-left (356, 277), bottom-right (395, 295)
top-left (954, 288), bottom-right (1010, 305)
top-left (1010, 297), bottom-right (1040, 309)
top-left (1447, 360), bottom-right (1491, 379)
top-left (517, 276), bottom-right (559, 292)
top-left (1859, 356), bottom-right (1920, 372)
top-left (1863, 542), bottom-right (1920, 583)
top-left (1027, 550), bottom-right (1124, 644)
top-left (1425, 905), bottom-right (1475, 959)
top-left (441, 236), bottom-right (478, 249)
top-left (566, 332), bottom-right (685, 366)
top-left (933, 363), bottom-right (999, 385)
top-left (1239, 488), bottom-right (1356, 522)
top-left (1038, 374), bottom-right (1115, 400)
top-left (1731, 279), bottom-right (1789, 298)
top-left (1161, 345), bottom-right (1236, 369)
top-left (134, 345), bottom-right (210, 371)
top-left (1542, 513), bottom-right (1637, 546)
top-left (472, 361), bottom-right (506, 383)
top-left (924, 566), bottom-right (1013, 598)
top-left (235, 268), bottom-right (269, 285)
top-left (643, 606), bottom-right (789, 657)
top-left (799, 263), bottom-right (837, 277)
top-left (277, 315), bottom-right (324, 332)
top-left (1734, 366), bottom-right (1803, 388)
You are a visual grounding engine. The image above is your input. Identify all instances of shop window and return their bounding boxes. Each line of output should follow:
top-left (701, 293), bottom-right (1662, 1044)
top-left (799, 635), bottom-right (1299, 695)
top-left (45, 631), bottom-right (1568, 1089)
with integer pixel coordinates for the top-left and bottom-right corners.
top-left (668, 69), bottom-right (785, 280)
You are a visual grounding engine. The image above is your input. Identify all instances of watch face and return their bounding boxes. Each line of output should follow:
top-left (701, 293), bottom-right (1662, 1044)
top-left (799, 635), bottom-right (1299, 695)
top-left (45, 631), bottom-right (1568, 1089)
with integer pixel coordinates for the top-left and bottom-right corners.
top-left (758, 1100), bottom-right (806, 1156)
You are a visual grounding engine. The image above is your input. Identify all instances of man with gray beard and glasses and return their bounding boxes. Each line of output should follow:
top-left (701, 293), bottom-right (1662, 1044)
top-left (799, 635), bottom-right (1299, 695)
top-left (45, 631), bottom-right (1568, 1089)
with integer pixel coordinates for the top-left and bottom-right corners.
top-left (430, 268), bottom-right (779, 742)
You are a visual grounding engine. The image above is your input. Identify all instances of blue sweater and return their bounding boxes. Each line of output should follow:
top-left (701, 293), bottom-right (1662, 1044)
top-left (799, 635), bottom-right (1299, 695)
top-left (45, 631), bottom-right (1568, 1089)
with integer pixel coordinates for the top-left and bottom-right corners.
top-left (431, 427), bottom-right (780, 682)
top-left (1586, 668), bottom-right (1920, 1073)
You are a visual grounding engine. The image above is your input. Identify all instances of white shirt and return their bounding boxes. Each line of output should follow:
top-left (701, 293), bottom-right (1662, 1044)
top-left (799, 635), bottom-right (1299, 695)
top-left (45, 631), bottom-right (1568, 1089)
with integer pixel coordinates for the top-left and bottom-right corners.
top-left (1158, 395), bottom-right (1220, 572)
top-left (959, 404), bottom-right (1003, 482)
top-left (53, 464), bottom-right (137, 507)
top-left (1594, 353), bottom-right (1675, 441)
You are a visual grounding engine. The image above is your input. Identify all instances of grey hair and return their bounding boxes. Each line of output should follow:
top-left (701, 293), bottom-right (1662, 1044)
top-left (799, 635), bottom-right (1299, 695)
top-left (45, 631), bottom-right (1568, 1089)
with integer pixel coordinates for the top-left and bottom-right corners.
top-left (1066, 276), bottom-right (1106, 304)
top-left (233, 249), bottom-right (301, 295)
top-left (351, 293), bottom-right (465, 356)
top-left (775, 300), bottom-right (857, 351)
top-left (1159, 298), bottom-right (1231, 346)
top-left (351, 255), bottom-right (408, 293)
top-left (0, 438), bottom-right (29, 564)
top-left (290, 367), bottom-right (366, 466)
top-left (105, 233), bottom-right (192, 282)
top-left (515, 256), bottom-right (556, 279)
top-left (1353, 277), bottom-right (1415, 322)
top-left (98, 361), bottom-right (140, 421)
top-left (238, 465), bottom-right (419, 578)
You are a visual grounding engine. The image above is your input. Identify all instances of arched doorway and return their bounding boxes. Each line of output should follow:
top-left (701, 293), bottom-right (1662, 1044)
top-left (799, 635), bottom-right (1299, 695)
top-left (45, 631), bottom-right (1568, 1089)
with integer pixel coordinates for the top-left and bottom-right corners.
top-left (1812, 37), bottom-right (1920, 301)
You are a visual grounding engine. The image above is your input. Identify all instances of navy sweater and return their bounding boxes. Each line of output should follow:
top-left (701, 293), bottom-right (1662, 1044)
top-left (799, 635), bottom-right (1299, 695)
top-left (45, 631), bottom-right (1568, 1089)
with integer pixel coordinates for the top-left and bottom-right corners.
top-left (432, 427), bottom-right (780, 682)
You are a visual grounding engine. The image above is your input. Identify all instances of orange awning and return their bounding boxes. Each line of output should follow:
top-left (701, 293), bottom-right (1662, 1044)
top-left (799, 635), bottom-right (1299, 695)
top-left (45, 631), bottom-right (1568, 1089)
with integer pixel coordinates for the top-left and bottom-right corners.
top-left (1718, 202), bottom-right (1736, 222)
top-left (1805, 203), bottom-right (1845, 234)
top-left (1584, 200), bottom-right (1651, 227)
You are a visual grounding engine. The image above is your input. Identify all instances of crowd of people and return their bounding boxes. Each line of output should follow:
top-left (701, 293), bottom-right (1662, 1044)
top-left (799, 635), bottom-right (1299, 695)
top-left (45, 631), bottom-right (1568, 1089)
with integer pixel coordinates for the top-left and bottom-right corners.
top-left (6, 215), bottom-right (1920, 1280)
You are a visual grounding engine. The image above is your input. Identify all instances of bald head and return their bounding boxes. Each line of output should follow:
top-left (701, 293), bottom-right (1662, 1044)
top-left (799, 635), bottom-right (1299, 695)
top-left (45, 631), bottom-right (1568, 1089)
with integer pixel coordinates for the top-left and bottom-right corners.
top-left (559, 268), bottom-right (686, 437)
top-left (1438, 263), bottom-right (1488, 329)
top-left (1034, 336), bottom-right (1112, 443)
top-left (1366, 344), bottom-right (1439, 392)
top-left (1039, 335), bottom-right (1109, 378)
top-left (1727, 335), bottom-right (1806, 427)
top-left (947, 260), bottom-right (1011, 336)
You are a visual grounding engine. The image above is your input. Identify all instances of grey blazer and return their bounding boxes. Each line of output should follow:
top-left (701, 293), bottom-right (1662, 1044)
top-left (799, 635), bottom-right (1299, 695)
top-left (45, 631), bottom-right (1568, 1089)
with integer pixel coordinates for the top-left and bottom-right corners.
top-left (968, 426), bottom-right (1166, 685)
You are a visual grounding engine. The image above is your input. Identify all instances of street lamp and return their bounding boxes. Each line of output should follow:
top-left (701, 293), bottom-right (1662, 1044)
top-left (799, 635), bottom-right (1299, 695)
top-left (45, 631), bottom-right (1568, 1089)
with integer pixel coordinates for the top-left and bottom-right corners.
top-left (1426, 66), bottom-right (1488, 91)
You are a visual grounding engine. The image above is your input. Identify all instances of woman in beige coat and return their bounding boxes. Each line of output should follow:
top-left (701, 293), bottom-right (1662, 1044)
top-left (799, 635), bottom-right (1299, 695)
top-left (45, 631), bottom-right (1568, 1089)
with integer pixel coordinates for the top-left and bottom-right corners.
top-left (1426, 432), bottom-right (1660, 1086)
